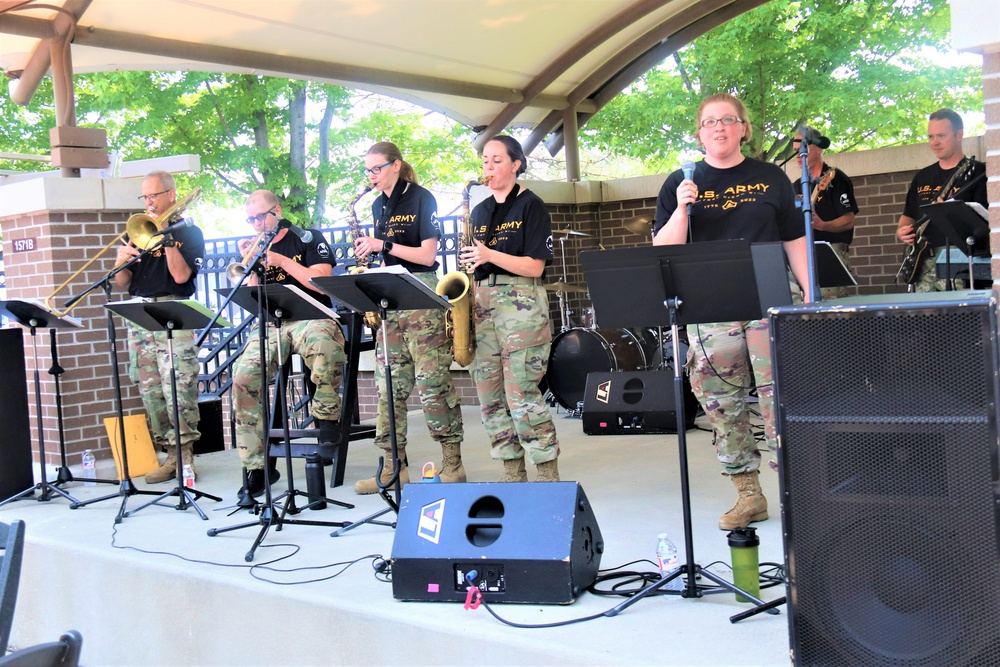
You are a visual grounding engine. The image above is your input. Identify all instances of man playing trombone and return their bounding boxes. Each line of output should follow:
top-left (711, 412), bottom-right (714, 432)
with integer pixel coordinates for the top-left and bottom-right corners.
top-left (114, 170), bottom-right (205, 484)
top-left (231, 190), bottom-right (347, 500)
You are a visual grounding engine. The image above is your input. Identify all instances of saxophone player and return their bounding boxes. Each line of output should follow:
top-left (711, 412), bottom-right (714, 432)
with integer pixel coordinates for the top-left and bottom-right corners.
top-left (459, 135), bottom-right (561, 483)
top-left (352, 141), bottom-right (465, 494)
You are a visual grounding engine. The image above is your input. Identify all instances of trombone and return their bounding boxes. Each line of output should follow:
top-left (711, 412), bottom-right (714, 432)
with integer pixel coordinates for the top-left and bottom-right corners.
top-left (45, 187), bottom-right (201, 317)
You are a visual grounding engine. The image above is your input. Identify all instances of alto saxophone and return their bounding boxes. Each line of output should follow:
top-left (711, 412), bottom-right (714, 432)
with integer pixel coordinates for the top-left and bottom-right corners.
top-left (435, 179), bottom-right (481, 367)
top-left (347, 185), bottom-right (381, 330)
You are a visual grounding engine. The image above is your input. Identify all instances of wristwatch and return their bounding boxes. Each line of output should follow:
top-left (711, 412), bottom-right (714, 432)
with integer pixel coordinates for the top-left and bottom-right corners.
top-left (383, 241), bottom-right (394, 254)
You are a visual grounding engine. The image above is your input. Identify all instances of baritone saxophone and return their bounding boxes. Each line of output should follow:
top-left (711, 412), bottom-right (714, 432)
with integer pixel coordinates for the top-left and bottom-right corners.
top-left (436, 178), bottom-right (483, 367)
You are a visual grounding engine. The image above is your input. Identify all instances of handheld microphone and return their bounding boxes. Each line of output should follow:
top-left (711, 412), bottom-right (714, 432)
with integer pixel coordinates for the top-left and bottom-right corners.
top-left (681, 160), bottom-right (696, 217)
top-left (151, 219), bottom-right (194, 237)
top-left (281, 220), bottom-right (314, 244)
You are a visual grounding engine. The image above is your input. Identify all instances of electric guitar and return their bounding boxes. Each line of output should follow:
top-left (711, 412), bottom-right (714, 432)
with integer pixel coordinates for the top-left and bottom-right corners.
top-left (896, 157), bottom-right (975, 285)
top-left (811, 168), bottom-right (836, 206)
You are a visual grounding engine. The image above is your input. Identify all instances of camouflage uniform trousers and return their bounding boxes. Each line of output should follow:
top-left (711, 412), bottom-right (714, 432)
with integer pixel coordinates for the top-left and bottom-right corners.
top-left (232, 319), bottom-right (346, 470)
top-left (912, 250), bottom-right (965, 292)
top-left (820, 242), bottom-right (854, 300)
top-left (686, 318), bottom-right (776, 475)
top-left (472, 283), bottom-right (559, 465)
top-left (127, 325), bottom-right (201, 448)
top-left (373, 272), bottom-right (463, 455)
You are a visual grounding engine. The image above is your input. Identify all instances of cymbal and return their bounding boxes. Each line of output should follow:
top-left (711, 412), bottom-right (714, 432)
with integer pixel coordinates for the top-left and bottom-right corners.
top-left (545, 282), bottom-right (588, 294)
top-left (624, 216), bottom-right (652, 235)
top-left (552, 228), bottom-right (591, 237)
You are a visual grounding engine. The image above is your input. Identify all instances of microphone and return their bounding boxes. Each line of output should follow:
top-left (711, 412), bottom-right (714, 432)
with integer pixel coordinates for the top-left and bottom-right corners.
top-left (681, 160), bottom-right (696, 217)
top-left (798, 128), bottom-right (831, 149)
top-left (280, 220), bottom-right (314, 244)
top-left (151, 219), bottom-right (194, 237)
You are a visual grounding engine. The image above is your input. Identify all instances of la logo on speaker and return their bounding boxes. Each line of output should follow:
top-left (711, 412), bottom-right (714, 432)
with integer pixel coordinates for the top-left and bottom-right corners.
top-left (596, 380), bottom-right (611, 404)
top-left (417, 498), bottom-right (446, 544)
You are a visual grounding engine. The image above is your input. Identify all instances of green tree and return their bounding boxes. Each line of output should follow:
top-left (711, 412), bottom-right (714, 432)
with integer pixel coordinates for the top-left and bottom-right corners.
top-left (583, 0), bottom-right (982, 173)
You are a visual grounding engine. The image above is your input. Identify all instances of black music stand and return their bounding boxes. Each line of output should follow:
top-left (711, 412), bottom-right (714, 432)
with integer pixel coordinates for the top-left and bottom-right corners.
top-left (207, 284), bottom-right (353, 562)
top-left (310, 269), bottom-right (451, 537)
top-left (104, 299), bottom-right (225, 519)
top-left (0, 300), bottom-right (92, 507)
top-left (581, 240), bottom-right (790, 622)
top-left (814, 241), bottom-right (857, 293)
top-left (919, 200), bottom-right (990, 290)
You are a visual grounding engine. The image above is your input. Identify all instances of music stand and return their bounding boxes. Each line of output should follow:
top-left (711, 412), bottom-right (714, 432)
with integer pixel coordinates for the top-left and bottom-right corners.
top-left (206, 284), bottom-right (353, 562)
top-left (814, 241), bottom-right (857, 293)
top-left (0, 300), bottom-right (90, 507)
top-left (919, 200), bottom-right (990, 290)
top-left (310, 268), bottom-right (451, 537)
top-left (104, 299), bottom-right (225, 519)
top-left (580, 240), bottom-right (790, 621)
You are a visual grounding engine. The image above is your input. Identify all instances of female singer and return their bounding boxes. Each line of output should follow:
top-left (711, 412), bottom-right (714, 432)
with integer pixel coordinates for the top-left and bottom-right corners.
top-left (352, 141), bottom-right (464, 494)
top-left (653, 93), bottom-right (810, 530)
top-left (459, 135), bottom-right (560, 482)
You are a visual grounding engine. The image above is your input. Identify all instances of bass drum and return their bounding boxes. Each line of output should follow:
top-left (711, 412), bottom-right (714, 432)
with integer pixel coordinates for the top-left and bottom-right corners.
top-left (546, 328), bottom-right (653, 410)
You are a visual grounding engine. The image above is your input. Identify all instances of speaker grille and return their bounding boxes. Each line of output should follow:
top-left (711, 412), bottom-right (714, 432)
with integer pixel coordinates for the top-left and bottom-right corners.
top-left (773, 295), bottom-right (1000, 666)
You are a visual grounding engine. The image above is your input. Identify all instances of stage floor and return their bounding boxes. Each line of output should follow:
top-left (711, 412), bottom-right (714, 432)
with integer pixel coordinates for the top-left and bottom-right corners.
top-left (3, 406), bottom-right (789, 666)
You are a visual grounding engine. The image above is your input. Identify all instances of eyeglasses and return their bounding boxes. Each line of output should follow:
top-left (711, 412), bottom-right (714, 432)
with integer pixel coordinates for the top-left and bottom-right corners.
top-left (699, 116), bottom-right (744, 129)
top-left (138, 189), bottom-right (171, 203)
top-left (246, 207), bottom-right (276, 225)
top-left (363, 161), bottom-right (393, 176)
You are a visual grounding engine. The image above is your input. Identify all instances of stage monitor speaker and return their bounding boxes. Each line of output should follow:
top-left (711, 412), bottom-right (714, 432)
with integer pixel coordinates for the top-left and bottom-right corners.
top-left (391, 481), bottom-right (603, 604)
top-left (582, 370), bottom-right (697, 435)
top-left (0, 328), bottom-right (34, 499)
top-left (770, 292), bottom-right (1000, 667)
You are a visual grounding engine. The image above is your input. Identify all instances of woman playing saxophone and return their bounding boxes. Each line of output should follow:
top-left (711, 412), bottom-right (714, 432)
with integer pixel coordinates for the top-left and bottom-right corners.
top-left (351, 141), bottom-right (465, 494)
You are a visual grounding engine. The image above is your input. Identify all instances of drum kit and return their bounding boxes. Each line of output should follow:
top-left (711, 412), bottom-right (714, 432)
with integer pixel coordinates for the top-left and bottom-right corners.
top-left (543, 225), bottom-right (688, 412)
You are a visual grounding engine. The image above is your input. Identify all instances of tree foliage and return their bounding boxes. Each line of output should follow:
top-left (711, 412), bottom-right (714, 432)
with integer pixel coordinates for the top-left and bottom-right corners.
top-left (583, 0), bottom-right (982, 172)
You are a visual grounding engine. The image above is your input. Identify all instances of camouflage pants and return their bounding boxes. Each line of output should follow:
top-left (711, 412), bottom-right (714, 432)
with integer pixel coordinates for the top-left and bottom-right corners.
top-left (232, 319), bottom-right (346, 469)
top-left (912, 250), bottom-right (965, 292)
top-left (373, 272), bottom-right (463, 454)
top-left (127, 325), bottom-right (201, 448)
top-left (820, 242), bottom-right (853, 300)
top-left (472, 284), bottom-right (558, 464)
top-left (686, 318), bottom-right (775, 475)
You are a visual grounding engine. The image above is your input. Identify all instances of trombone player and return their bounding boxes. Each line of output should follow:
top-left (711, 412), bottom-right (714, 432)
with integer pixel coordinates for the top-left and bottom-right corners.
top-left (114, 170), bottom-right (205, 485)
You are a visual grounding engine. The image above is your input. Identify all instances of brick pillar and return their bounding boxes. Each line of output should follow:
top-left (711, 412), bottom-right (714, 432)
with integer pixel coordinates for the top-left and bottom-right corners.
top-left (1, 181), bottom-right (143, 468)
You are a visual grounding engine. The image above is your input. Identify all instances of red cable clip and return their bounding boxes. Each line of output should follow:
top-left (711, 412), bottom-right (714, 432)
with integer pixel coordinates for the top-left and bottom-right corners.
top-left (463, 586), bottom-right (483, 610)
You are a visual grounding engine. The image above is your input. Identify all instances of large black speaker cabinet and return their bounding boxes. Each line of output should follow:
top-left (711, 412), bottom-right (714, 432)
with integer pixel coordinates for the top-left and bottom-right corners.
top-left (391, 482), bottom-right (603, 604)
top-left (770, 292), bottom-right (1000, 667)
top-left (0, 328), bottom-right (34, 499)
top-left (582, 370), bottom-right (698, 434)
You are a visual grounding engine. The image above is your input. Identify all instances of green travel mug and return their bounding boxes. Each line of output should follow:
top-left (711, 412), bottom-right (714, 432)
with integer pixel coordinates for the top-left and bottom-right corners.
top-left (727, 526), bottom-right (760, 603)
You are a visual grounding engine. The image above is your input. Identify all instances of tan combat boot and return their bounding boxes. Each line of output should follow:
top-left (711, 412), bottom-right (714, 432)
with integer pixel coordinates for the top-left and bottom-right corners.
top-left (498, 458), bottom-right (528, 482)
top-left (354, 453), bottom-right (409, 495)
top-left (439, 443), bottom-right (466, 483)
top-left (718, 470), bottom-right (768, 531)
top-left (144, 445), bottom-right (177, 484)
top-left (535, 459), bottom-right (560, 482)
top-left (180, 442), bottom-right (196, 477)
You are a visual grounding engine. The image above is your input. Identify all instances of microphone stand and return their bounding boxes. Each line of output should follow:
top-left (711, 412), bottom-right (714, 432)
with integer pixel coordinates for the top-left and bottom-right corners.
top-left (796, 132), bottom-right (820, 303)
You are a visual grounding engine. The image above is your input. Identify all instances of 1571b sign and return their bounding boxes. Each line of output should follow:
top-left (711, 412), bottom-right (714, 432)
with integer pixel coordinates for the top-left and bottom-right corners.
top-left (11, 237), bottom-right (36, 253)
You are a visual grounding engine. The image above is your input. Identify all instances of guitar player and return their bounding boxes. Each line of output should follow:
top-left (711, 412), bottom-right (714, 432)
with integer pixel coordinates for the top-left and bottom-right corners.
top-left (792, 125), bottom-right (859, 300)
top-left (895, 108), bottom-right (989, 292)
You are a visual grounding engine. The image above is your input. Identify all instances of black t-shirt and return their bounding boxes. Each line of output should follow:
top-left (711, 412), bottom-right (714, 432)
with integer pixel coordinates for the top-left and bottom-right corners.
top-left (793, 164), bottom-right (859, 245)
top-left (371, 182), bottom-right (440, 273)
top-left (127, 216), bottom-right (204, 298)
top-left (902, 157), bottom-right (988, 248)
top-left (470, 188), bottom-right (553, 282)
top-left (261, 219), bottom-right (336, 307)
top-left (654, 158), bottom-right (803, 243)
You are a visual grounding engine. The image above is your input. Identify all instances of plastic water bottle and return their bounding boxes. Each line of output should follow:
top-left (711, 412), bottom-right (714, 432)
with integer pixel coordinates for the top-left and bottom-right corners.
top-left (422, 461), bottom-right (441, 483)
top-left (656, 532), bottom-right (679, 572)
top-left (81, 449), bottom-right (96, 486)
top-left (727, 526), bottom-right (760, 603)
top-left (182, 464), bottom-right (196, 489)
